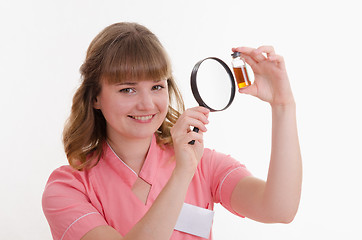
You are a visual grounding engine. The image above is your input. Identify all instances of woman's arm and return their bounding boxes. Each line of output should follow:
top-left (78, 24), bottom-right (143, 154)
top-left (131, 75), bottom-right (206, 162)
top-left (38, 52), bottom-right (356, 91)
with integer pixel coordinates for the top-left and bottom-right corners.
top-left (82, 107), bottom-right (210, 240)
top-left (82, 168), bottom-right (195, 240)
top-left (229, 46), bottom-right (302, 223)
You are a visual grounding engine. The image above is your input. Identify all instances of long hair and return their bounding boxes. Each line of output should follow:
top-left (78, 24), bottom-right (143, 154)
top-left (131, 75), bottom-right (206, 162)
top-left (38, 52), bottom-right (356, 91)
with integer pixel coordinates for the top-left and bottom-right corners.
top-left (63, 22), bottom-right (184, 170)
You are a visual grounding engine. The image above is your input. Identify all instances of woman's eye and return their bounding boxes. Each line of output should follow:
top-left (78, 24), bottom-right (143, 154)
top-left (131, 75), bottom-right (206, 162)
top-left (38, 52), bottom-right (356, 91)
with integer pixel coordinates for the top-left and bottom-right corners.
top-left (152, 85), bottom-right (165, 91)
top-left (119, 88), bottom-right (135, 93)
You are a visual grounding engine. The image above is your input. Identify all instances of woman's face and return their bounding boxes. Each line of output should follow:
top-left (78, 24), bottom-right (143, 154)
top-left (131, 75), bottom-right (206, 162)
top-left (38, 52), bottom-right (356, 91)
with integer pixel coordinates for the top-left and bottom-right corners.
top-left (94, 79), bottom-right (169, 142)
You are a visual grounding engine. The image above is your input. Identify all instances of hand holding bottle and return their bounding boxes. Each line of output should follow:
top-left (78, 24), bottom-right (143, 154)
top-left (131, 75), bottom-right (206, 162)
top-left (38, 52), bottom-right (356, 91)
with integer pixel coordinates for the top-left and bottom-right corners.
top-left (232, 46), bottom-right (295, 107)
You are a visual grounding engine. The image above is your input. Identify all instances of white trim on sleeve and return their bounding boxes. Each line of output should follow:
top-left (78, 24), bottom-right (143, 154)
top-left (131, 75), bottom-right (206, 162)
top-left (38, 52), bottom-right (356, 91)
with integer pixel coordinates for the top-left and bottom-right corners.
top-left (218, 167), bottom-right (243, 204)
top-left (60, 212), bottom-right (100, 240)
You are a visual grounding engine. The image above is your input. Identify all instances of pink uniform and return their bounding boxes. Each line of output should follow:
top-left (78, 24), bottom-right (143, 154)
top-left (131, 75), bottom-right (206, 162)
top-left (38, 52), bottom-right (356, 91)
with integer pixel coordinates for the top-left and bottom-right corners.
top-left (42, 134), bottom-right (251, 240)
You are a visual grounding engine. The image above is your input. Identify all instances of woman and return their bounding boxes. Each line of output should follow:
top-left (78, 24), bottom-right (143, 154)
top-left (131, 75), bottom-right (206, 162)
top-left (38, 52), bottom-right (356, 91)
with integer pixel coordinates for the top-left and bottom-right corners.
top-left (42, 22), bottom-right (302, 240)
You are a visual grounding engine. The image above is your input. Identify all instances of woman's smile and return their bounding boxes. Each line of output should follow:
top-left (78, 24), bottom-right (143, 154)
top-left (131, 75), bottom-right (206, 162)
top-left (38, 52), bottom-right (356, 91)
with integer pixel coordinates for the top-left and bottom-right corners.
top-left (128, 114), bottom-right (156, 122)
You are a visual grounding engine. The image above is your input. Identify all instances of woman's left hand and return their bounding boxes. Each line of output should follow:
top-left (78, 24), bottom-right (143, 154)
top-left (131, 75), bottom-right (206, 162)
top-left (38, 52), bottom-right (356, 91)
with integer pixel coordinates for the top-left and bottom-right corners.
top-left (232, 46), bottom-right (295, 107)
top-left (170, 106), bottom-right (209, 177)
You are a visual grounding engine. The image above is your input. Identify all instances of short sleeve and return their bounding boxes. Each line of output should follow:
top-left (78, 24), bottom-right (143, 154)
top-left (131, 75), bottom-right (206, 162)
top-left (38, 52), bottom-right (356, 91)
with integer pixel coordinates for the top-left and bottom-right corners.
top-left (204, 149), bottom-right (252, 217)
top-left (42, 166), bottom-right (107, 240)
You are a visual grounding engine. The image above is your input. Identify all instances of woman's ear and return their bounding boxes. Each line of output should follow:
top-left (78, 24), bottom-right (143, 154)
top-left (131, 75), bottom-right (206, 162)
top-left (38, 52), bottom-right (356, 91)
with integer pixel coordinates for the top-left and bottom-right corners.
top-left (93, 97), bottom-right (101, 109)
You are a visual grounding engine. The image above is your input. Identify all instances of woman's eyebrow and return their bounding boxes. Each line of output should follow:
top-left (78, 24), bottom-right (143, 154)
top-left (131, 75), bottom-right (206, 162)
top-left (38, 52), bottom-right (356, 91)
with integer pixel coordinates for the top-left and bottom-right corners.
top-left (115, 79), bottom-right (165, 86)
top-left (116, 82), bottom-right (137, 86)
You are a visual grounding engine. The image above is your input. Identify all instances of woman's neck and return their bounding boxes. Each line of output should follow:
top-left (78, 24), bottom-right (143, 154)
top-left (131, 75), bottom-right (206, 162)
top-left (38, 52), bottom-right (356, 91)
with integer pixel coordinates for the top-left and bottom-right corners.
top-left (107, 134), bottom-right (153, 175)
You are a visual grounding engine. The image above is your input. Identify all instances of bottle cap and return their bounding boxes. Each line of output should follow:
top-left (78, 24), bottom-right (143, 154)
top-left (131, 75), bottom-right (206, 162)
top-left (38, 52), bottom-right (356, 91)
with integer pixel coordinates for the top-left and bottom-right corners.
top-left (231, 52), bottom-right (240, 58)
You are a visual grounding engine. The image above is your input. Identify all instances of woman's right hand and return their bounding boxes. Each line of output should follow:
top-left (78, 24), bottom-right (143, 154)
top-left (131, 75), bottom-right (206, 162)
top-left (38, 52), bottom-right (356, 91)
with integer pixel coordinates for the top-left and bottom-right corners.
top-left (170, 106), bottom-right (210, 178)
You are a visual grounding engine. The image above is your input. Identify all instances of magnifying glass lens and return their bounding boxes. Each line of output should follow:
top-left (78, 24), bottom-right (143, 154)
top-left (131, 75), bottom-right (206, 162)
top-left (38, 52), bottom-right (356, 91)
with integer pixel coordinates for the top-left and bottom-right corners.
top-left (189, 57), bottom-right (236, 144)
top-left (196, 59), bottom-right (233, 111)
top-left (190, 57), bottom-right (235, 112)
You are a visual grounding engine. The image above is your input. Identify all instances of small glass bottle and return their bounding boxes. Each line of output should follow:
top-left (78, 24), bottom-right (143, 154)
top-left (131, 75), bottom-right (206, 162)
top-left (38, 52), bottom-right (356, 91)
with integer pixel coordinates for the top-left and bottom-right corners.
top-left (231, 52), bottom-right (251, 89)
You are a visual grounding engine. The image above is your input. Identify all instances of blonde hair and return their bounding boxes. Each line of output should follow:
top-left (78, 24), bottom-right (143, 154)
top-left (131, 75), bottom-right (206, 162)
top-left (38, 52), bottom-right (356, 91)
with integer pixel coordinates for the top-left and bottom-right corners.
top-left (63, 22), bottom-right (184, 170)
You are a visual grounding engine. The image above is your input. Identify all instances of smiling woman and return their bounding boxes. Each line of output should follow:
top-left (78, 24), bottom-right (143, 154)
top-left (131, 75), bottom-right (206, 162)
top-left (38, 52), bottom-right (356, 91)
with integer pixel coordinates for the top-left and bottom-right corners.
top-left (42, 21), bottom-right (302, 240)
top-left (62, 22), bottom-right (184, 170)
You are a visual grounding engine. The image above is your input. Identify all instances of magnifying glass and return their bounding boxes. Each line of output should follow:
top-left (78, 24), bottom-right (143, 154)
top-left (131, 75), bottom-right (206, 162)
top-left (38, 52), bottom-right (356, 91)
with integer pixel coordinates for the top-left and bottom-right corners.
top-left (189, 57), bottom-right (236, 144)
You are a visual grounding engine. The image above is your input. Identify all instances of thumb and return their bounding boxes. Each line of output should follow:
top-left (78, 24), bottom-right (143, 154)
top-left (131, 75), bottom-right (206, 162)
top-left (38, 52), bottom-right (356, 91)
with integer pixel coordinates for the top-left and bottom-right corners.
top-left (238, 85), bottom-right (257, 96)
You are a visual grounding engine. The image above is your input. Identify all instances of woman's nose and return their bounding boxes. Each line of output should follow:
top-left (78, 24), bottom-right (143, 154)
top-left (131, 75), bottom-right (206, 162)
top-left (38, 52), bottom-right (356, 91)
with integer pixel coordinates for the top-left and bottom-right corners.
top-left (137, 92), bottom-right (155, 110)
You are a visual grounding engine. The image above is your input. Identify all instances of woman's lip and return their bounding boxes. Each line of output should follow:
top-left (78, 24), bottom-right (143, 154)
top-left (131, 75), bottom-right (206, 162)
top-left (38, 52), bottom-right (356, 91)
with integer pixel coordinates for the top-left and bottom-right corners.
top-left (128, 114), bottom-right (155, 121)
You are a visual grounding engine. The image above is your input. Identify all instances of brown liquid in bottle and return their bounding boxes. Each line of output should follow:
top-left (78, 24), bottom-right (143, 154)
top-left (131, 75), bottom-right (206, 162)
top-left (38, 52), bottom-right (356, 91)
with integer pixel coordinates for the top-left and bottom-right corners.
top-left (233, 66), bottom-right (251, 89)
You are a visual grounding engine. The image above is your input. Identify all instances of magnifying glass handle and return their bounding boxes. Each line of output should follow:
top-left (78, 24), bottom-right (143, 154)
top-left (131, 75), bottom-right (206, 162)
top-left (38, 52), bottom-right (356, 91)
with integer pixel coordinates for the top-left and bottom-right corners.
top-left (188, 127), bottom-right (199, 145)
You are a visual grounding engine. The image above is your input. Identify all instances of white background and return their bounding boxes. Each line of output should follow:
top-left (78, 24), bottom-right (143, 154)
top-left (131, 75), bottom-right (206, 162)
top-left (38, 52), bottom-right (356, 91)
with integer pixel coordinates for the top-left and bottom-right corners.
top-left (1, 0), bottom-right (361, 239)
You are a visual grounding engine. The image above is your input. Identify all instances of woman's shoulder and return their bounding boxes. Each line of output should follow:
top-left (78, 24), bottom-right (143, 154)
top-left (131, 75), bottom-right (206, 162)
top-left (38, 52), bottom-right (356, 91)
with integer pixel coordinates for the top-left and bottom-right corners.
top-left (44, 165), bottom-right (84, 189)
top-left (44, 164), bottom-right (100, 193)
top-left (202, 148), bottom-right (232, 162)
top-left (200, 147), bottom-right (249, 173)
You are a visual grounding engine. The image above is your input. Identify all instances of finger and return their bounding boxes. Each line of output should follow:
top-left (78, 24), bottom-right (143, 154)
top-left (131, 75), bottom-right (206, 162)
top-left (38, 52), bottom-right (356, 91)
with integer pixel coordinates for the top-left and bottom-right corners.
top-left (173, 113), bottom-right (208, 136)
top-left (182, 107), bottom-right (210, 124)
top-left (232, 47), bottom-right (266, 63)
top-left (268, 54), bottom-right (284, 64)
top-left (232, 47), bottom-right (258, 69)
top-left (184, 117), bottom-right (208, 132)
top-left (232, 46), bottom-right (266, 63)
top-left (172, 109), bottom-right (209, 141)
top-left (186, 131), bottom-right (204, 145)
top-left (188, 130), bottom-right (204, 140)
top-left (238, 84), bottom-right (258, 97)
top-left (250, 49), bottom-right (267, 63)
top-left (256, 45), bottom-right (276, 59)
top-left (190, 106), bottom-right (210, 115)
top-left (234, 46), bottom-right (279, 63)
top-left (232, 46), bottom-right (254, 55)
top-left (172, 125), bottom-right (204, 145)
top-left (238, 53), bottom-right (258, 69)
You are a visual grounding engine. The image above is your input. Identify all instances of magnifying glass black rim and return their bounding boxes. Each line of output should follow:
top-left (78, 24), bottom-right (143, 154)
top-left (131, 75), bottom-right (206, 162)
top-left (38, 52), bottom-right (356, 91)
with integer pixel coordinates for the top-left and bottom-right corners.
top-left (190, 57), bottom-right (236, 112)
